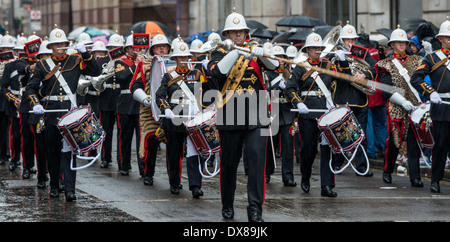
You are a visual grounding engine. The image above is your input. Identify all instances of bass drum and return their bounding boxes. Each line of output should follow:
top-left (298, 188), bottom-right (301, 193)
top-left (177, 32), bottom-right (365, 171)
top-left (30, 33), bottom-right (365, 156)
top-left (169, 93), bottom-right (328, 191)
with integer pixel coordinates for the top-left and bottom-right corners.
top-left (149, 56), bottom-right (176, 122)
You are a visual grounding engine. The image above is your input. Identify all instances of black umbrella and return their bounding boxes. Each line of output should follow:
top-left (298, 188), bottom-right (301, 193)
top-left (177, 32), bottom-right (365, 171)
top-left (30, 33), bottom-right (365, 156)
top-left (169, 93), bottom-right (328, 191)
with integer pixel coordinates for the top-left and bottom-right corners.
top-left (376, 28), bottom-right (393, 38)
top-left (247, 20), bottom-right (268, 30)
top-left (288, 25), bottom-right (333, 42)
top-left (250, 28), bottom-right (276, 40)
top-left (276, 15), bottom-right (328, 28)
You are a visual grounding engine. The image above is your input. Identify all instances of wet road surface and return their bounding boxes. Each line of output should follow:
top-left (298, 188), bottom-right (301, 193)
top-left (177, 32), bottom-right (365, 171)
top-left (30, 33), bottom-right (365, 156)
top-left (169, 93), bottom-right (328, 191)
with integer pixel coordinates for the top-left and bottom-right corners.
top-left (1, 141), bottom-right (449, 223)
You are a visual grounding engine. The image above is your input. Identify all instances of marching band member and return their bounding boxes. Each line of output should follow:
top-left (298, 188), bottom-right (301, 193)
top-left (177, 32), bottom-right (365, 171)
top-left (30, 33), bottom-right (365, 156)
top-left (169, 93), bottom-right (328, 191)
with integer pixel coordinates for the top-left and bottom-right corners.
top-left (375, 26), bottom-right (424, 187)
top-left (130, 33), bottom-right (171, 187)
top-left (285, 30), bottom-right (346, 197)
top-left (34, 38), bottom-right (52, 189)
top-left (411, 17), bottom-right (450, 193)
top-left (264, 44), bottom-right (297, 187)
top-left (8, 34), bottom-right (41, 179)
top-left (155, 40), bottom-right (211, 196)
top-left (98, 31), bottom-right (123, 168)
top-left (208, 9), bottom-right (279, 222)
top-left (1, 33), bottom-right (22, 172)
top-left (26, 25), bottom-right (101, 201)
top-left (114, 34), bottom-right (144, 176)
top-left (332, 22), bottom-right (377, 176)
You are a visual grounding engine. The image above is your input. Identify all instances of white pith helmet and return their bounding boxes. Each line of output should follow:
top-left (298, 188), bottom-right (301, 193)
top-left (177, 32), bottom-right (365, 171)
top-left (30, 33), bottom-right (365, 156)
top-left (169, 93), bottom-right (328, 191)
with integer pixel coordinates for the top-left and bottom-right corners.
top-left (77, 32), bottom-right (93, 45)
top-left (388, 25), bottom-right (409, 46)
top-left (48, 25), bottom-right (70, 47)
top-left (170, 39), bottom-right (192, 60)
top-left (190, 36), bottom-right (204, 53)
top-left (272, 44), bottom-right (287, 57)
top-left (107, 30), bottom-right (124, 48)
top-left (37, 38), bottom-right (52, 57)
top-left (14, 34), bottom-right (27, 50)
top-left (91, 40), bottom-right (108, 52)
top-left (286, 43), bottom-right (298, 58)
top-left (436, 16), bottom-right (450, 38)
top-left (340, 21), bottom-right (359, 40)
top-left (150, 32), bottom-right (171, 55)
top-left (0, 32), bottom-right (16, 48)
top-left (221, 8), bottom-right (250, 36)
top-left (300, 30), bottom-right (325, 53)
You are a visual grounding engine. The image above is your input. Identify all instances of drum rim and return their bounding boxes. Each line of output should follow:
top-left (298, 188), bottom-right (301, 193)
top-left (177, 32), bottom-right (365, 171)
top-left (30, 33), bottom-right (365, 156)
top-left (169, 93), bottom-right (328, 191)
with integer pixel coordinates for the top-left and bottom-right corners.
top-left (57, 105), bottom-right (92, 127)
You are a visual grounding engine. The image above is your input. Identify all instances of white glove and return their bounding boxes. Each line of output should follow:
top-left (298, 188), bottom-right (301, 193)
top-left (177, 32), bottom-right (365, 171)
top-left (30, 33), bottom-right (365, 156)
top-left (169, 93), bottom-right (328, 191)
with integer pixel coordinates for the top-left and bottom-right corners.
top-left (390, 92), bottom-right (414, 110)
top-left (33, 104), bottom-right (45, 115)
top-left (334, 50), bottom-right (346, 61)
top-left (73, 43), bottom-right (87, 53)
top-left (279, 80), bottom-right (286, 89)
top-left (201, 59), bottom-right (210, 70)
top-left (422, 41), bottom-right (432, 54)
top-left (164, 109), bottom-right (175, 119)
top-left (401, 100), bottom-right (415, 111)
top-left (237, 50), bottom-right (252, 59)
top-left (250, 46), bottom-right (264, 58)
top-left (430, 91), bottom-right (442, 104)
top-left (297, 102), bottom-right (309, 114)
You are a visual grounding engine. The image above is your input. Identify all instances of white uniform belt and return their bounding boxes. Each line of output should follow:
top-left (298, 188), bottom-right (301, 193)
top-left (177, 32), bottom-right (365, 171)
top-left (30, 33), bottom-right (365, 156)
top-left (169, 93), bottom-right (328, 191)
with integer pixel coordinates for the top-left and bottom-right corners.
top-left (273, 97), bottom-right (289, 104)
top-left (10, 88), bottom-right (25, 96)
top-left (120, 89), bottom-right (131, 94)
top-left (105, 84), bottom-right (120, 89)
top-left (87, 90), bottom-right (101, 96)
top-left (41, 95), bottom-right (70, 102)
top-left (301, 91), bottom-right (322, 96)
top-left (170, 99), bottom-right (187, 105)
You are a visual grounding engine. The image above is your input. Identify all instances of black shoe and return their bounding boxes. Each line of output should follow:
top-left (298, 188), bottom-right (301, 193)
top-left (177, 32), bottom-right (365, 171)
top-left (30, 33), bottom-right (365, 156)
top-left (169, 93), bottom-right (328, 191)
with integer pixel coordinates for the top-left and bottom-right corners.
top-left (49, 188), bottom-right (59, 198)
top-left (170, 185), bottom-right (180, 194)
top-left (8, 161), bottom-right (17, 171)
top-left (65, 192), bottom-right (77, 202)
top-left (265, 175), bottom-right (270, 183)
top-left (382, 172), bottom-right (392, 184)
top-left (411, 178), bottom-right (424, 187)
top-left (37, 181), bottom-right (46, 189)
top-left (120, 169), bottom-right (129, 176)
top-left (430, 181), bottom-right (440, 193)
top-left (356, 171), bottom-right (373, 177)
top-left (191, 187), bottom-right (204, 198)
top-left (0, 157), bottom-right (5, 165)
top-left (22, 169), bottom-right (31, 179)
top-left (222, 207), bottom-right (234, 220)
top-left (143, 176), bottom-right (153, 186)
top-left (321, 185), bottom-right (337, 197)
top-left (283, 180), bottom-right (297, 187)
top-left (300, 181), bottom-right (310, 193)
top-left (247, 211), bottom-right (264, 222)
top-left (100, 160), bottom-right (110, 168)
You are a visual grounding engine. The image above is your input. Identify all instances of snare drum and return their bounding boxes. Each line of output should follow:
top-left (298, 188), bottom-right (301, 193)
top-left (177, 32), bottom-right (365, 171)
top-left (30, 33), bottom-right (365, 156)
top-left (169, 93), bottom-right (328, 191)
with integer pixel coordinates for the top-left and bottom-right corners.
top-left (184, 108), bottom-right (221, 157)
top-left (57, 105), bottom-right (105, 153)
top-left (409, 102), bottom-right (434, 149)
top-left (317, 105), bottom-right (364, 154)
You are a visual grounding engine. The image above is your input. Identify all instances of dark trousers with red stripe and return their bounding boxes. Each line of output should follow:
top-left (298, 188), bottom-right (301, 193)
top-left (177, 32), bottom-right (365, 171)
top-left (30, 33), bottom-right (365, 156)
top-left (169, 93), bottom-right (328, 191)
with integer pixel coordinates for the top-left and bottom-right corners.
top-left (431, 121), bottom-right (450, 182)
top-left (219, 128), bottom-right (267, 214)
top-left (100, 110), bottom-right (117, 163)
top-left (9, 116), bottom-right (21, 163)
top-left (384, 121), bottom-right (421, 181)
top-left (266, 125), bottom-right (296, 182)
top-left (143, 134), bottom-right (160, 178)
top-left (117, 113), bottom-right (142, 172)
top-left (164, 130), bottom-right (185, 188)
top-left (20, 113), bottom-right (36, 170)
top-left (299, 118), bottom-right (335, 188)
top-left (0, 111), bottom-right (9, 160)
top-left (33, 125), bottom-right (48, 182)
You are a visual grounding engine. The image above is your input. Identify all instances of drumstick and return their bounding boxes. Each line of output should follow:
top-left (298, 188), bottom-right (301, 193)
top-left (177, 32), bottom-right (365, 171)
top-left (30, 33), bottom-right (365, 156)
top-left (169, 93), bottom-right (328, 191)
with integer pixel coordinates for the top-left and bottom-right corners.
top-left (29, 109), bottom-right (69, 113)
top-left (290, 109), bottom-right (328, 113)
top-left (441, 101), bottom-right (450, 105)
